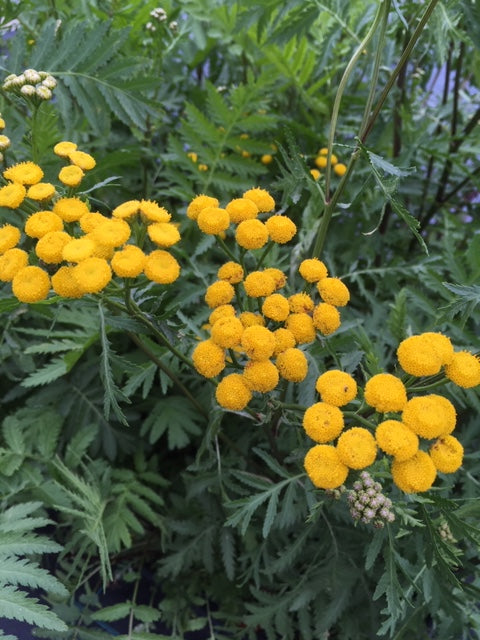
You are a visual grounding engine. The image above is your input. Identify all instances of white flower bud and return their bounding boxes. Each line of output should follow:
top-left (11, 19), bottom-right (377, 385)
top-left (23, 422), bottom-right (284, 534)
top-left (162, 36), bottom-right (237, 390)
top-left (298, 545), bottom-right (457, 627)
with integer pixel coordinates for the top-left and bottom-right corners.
top-left (20, 84), bottom-right (36, 96)
top-left (36, 86), bottom-right (52, 100)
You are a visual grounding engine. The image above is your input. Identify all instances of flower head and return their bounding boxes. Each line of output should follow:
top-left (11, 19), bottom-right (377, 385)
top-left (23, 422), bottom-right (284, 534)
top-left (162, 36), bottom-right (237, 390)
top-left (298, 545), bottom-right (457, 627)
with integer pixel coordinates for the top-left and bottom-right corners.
top-left (444, 350), bottom-right (480, 388)
top-left (187, 195), bottom-right (219, 220)
top-left (73, 257), bottom-right (112, 294)
top-left (91, 218), bottom-right (131, 247)
top-left (209, 304), bottom-right (236, 326)
top-left (68, 150), bottom-right (96, 170)
top-left (275, 347), bottom-right (308, 382)
top-left (210, 316), bottom-right (244, 349)
top-left (391, 450), bottom-right (436, 493)
top-left (272, 328), bottom-right (296, 355)
top-left (375, 419), bottom-right (419, 461)
top-left (285, 312), bottom-right (316, 344)
top-left (243, 271), bottom-right (276, 298)
top-left (0, 182), bottom-right (26, 208)
top-left (12, 265), bottom-right (50, 302)
top-left (402, 394), bottom-right (456, 439)
top-left (4, 161), bottom-right (43, 185)
top-left (53, 197), bottom-right (89, 222)
top-left (364, 373), bottom-right (407, 413)
top-left (0, 248), bottom-right (29, 282)
top-left (197, 207), bottom-right (230, 235)
top-left (111, 245), bottom-right (146, 278)
top-left (147, 222), bottom-right (181, 247)
top-left (429, 435), bottom-right (464, 473)
top-left (312, 303), bottom-right (340, 335)
top-left (192, 339), bottom-right (225, 378)
top-left (51, 265), bottom-right (84, 298)
top-left (226, 198), bottom-right (258, 223)
top-left (235, 219), bottom-right (269, 249)
top-left (35, 231), bottom-right (72, 263)
top-left (315, 370), bottom-right (357, 406)
top-left (262, 293), bottom-right (290, 322)
top-left (264, 215), bottom-right (296, 244)
top-left (302, 402), bottom-right (344, 443)
top-left (144, 250), bottom-right (181, 284)
top-left (288, 293), bottom-right (314, 314)
top-left (205, 280), bottom-right (235, 308)
top-left (112, 200), bottom-right (141, 220)
top-left (58, 165), bottom-right (84, 187)
top-left (62, 237), bottom-right (96, 263)
top-left (139, 200), bottom-right (172, 223)
top-left (217, 261), bottom-right (244, 283)
top-left (299, 258), bottom-right (328, 283)
top-left (397, 334), bottom-right (443, 376)
top-left (242, 187), bottom-right (275, 213)
top-left (241, 325), bottom-right (276, 361)
top-left (0, 224), bottom-right (21, 254)
top-left (215, 373), bottom-right (252, 410)
top-left (304, 445), bottom-right (349, 490)
top-left (336, 427), bottom-right (377, 469)
top-left (243, 359), bottom-right (279, 392)
top-left (317, 277), bottom-right (350, 307)
top-left (24, 211), bottom-right (63, 238)
top-left (54, 141), bottom-right (78, 157)
top-left (26, 182), bottom-right (55, 201)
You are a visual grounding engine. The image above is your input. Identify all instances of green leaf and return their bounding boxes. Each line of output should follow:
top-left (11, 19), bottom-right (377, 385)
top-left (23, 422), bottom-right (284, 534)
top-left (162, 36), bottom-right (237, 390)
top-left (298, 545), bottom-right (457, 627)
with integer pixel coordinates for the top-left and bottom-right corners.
top-left (90, 602), bottom-right (131, 622)
top-left (140, 396), bottom-right (202, 449)
top-left (0, 586), bottom-right (68, 632)
top-left (0, 557), bottom-right (68, 597)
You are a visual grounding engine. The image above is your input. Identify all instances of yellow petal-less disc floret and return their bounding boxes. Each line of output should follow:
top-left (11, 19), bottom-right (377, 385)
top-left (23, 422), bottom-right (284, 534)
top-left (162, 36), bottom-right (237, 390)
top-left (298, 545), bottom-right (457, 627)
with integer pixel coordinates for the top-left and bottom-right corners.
top-left (375, 419), bottom-right (419, 461)
top-left (262, 293), bottom-right (290, 322)
top-left (35, 231), bottom-right (72, 263)
top-left (215, 373), bottom-right (252, 411)
top-left (334, 163), bottom-right (347, 177)
top-left (391, 450), bottom-right (436, 493)
top-left (192, 339), bottom-right (225, 378)
top-left (26, 182), bottom-right (55, 201)
top-left (209, 304), bottom-right (236, 325)
top-left (263, 268), bottom-right (287, 290)
top-left (421, 332), bottom-right (454, 365)
top-left (336, 427), bottom-right (377, 469)
top-left (139, 200), bottom-right (172, 223)
top-left (239, 311), bottom-right (265, 328)
top-left (51, 265), bottom-right (84, 298)
top-left (53, 197), bottom-right (89, 222)
top-left (112, 200), bottom-right (141, 220)
top-left (217, 261), bottom-right (244, 283)
top-left (187, 195), bottom-right (219, 221)
top-left (397, 334), bottom-right (443, 376)
top-left (445, 350), bottom-right (480, 388)
top-left (0, 182), bottom-right (26, 208)
top-left (53, 141), bottom-right (77, 157)
top-left (429, 435), bottom-right (464, 473)
top-left (315, 370), bottom-right (357, 406)
top-left (317, 277), bottom-right (350, 307)
top-left (12, 265), bottom-right (50, 303)
top-left (242, 187), bottom-right (275, 213)
top-left (58, 165), bottom-right (84, 187)
top-left (73, 257), bottom-right (112, 294)
top-left (62, 237), bottom-right (96, 263)
top-left (80, 211), bottom-right (109, 233)
top-left (402, 394), bottom-right (456, 439)
top-left (304, 444), bottom-right (349, 490)
top-left (4, 161), bottom-right (43, 185)
top-left (285, 313), bottom-right (316, 344)
top-left (235, 219), bottom-right (269, 250)
top-left (364, 373), bottom-right (407, 413)
top-left (225, 198), bottom-right (258, 223)
top-left (210, 316), bottom-right (244, 349)
top-left (243, 359), bottom-right (279, 392)
top-left (68, 150), bottom-right (96, 170)
top-left (197, 206), bottom-right (230, 235)
top-left (299, 258), bottom-right (328, 283)
top-left (312, 303), bottom-right (340, 335)
top-left (24, 211), bottom-right (63, 238)
top-left (147, 222), bottom-right (181, 247)
top-left (91, 218), bottom-right (131, 248)
top-left (0, 224), bottom-right (21, 254)
top-left (314, 156), bottom-right (327, 169)
top-left (264, 215), bottom-right (296, 244)
top-left (0, 248), bottom-right (29, 281)
top-left (288, 293), bottom-right (314, 314)
top-left (241, 325), bottom-right (276, 361)
top-left (302, 402), bottom-right (344, 443)
top-left (272, 328), bottom-right (296, 355)
top-left (205, 280), bottom-right (235, 308)
top-left (276, 347), bottom-right (308, 382)
top-left (144, 250), bottom-right (181, 284)
top-left (243, 271), bottom-right (276, 298)
top-left (111, 245), bottom-right (146, 278)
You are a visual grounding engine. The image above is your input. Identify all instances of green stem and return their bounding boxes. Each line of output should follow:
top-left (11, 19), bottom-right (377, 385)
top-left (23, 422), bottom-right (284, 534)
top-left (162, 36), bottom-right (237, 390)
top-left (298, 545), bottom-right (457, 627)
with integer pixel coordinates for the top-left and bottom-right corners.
top-left (30, 104), bottom-right (40, 164)
top-left (342, 411), bottom-right (377, 430)
top-left (256, 241), bottom-right (275, 269)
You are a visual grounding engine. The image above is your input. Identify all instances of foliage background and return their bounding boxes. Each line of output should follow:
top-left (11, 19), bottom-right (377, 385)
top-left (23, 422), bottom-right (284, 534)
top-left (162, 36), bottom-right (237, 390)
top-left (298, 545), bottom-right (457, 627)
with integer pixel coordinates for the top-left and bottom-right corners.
top-left (0, 0), bottom-right (480, 638)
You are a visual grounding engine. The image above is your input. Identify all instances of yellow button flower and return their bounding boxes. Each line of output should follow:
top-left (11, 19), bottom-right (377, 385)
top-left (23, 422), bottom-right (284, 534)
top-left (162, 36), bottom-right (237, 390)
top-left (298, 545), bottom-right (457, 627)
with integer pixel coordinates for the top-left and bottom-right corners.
top-left (375, 419), bottom-right (419, 461)
top-left (275, 347), bottom-right (308, 382)
top-left (299, 258), bottom-right (328, 283)
top-left (364, 373), bottom-right (407, 413)
top-left (24, 211), bottom-right (63, 238)
top-left (210, 316), bottom-right (244, 349)
top-left (53, 141), bottom-right (78, 157)
top-left (391, 450), bottom-right (436, 493)
top-left (112, 200), bottom-right (141, 220)
top-left (91, 218), bottom-right (131, 247)
top-left (0, 224), bottom-right (21, 254)
top-left (242, 187), bottom-right (275, 213)
top-left (397, 334), bottom-right (443, 376)
top-left (315, 370), bottom-right (357, 406)
top-left (336, 427), bottom-right (377, 469)
top-left (402, 394), bottom-right (456, 439)
top-left (79, 211), bottom-right (109, 233)
top-left (225, 197), bottom-right (258, 223)
top-left (333, 163), bottom-right (347, 176)
top-left (72, 257), bottom-right (112, 294)
top-left (53, 197), bottom-right (89, 222)
top-left (302, 402), bottom-right (344, 443)
top-left (26, 182), bottom-right (55, 201)
top-left (262, 293), bottom-right (290, 322)
top-left (288, 292), bottom-right (314, 314)
top-left (144, 250), bottom-right (181, 284)
top-left (304, 444), bottom-right (349, 490)
top-left (111, 245), bottom-right (146, 278)
top-left (264, 215), bottom-right (296, 244)
top-left (241, 325), bottom-right (276, 361)
top-left (312, 303), bottom-right (340, 336)
top-left (263, 267), bottom-right (287, 290)
top-left (235, 219), bottom-right (269, 250)
top-left (0, 248), bottom-right (28, 281)
top-left (147, 222), bottom-right (181, 247)
top-left (429, 435), bottom-right (464, 473)
top-left (209, 304), bottom-right (236, 325)
top-left (272, 328), bottom-right (296, 356)
top-left (445, 350), bottom-right (480, 388)
top-left (192, 339), bottom-right (225, 378)
top-left (0, 182), bottom-right (26, 208)
top-left (58, 165), bottom-right (84, 187)
top-left (243, 359), bottom-right (279, 392)
top-left (35, 231), bottom-right (72, 263)
top-left (4, 161), bottom-right (43, 185)
top-left (51, 265), bottom-right (84, 298)
top-left (139, 200), bottom-right (172, 223)
top-left (243, 271), bottom-right (276, 298)
top-left (197, 207), bottom-right (230, 235)
top-left (62, 237), bottom-right (96, 263)
top-left (68, 150), bottom-right (96, 170)
top-left (317, 277), bottom-right (350, 307)
top-left (285, 312), bottom-right (316, 344)
top-left (215, 373), bottom-right (252, 411)
top-left (12, 265), bottom-right (50, 303)
top-left (205, 280), bottom-right (235, 308)
top-left (217, 261), bottom-right (244, 283)
top-left (187, 194), bottom-right (219, 221)
top-left (239, 311), bottom-right (265, 328)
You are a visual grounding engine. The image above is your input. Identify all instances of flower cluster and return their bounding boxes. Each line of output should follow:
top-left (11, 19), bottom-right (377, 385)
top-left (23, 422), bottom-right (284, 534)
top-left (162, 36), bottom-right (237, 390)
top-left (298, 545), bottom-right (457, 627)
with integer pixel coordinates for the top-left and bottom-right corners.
top-left (0, 128), bottom-right (181, 303)
top-left (189, 188), bottom-right (351, 412)
top-left (3, 69), bottom-right (57, 102)
top-left (303, 331), bottom-right (478, 494)
top-left (347, 471), bottom-right (395, 527)
top-left (310, 146), bottom-right (347, 180)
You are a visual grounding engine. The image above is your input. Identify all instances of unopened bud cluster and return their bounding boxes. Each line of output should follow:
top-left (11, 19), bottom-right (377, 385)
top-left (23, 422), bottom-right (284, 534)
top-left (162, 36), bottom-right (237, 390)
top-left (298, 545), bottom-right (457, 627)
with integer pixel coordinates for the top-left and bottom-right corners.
top-left (347, 471), bottom-right (395, 527)
top-left (146, 7), bottom-right (168, 31)
top-left (438, 520), bottom-right (455, 543)
top-left (3, 69), bottom-right (57, 101)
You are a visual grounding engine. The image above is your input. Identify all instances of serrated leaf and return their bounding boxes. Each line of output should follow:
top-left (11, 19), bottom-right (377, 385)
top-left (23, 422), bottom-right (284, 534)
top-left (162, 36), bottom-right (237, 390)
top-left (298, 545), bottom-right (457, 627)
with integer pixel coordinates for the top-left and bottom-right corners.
top-left (0, 586), bottom-right (68, 632)
top-left (90, 602), bottom-right (131, 622)
top-left (0, 557), bottom-right (68, 597)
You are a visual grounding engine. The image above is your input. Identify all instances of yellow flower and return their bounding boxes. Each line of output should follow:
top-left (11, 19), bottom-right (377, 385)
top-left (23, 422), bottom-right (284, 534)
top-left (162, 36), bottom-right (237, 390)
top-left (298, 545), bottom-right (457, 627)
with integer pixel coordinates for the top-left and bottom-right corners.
top-left (144, 250), bottom-right (181, 284)
top-left (198, 163), bottom-right (208, 172)
top-left (210, 316), bottom-right (244, 349)
top-left (62, 237), bottom-right (96, 263)
top-left (209, 304), bottom-right (236, 325)
top-left (197, 207), bottom-right (230, 235)
top-left (243, 187), bottom-right (275, 213)
top-left (263, 267), bottom-right (287, 290)
top-left (315, 370), bottom-right (357, 407)
top-left (79, 211), bottom-right (109, 233)
top-left (402, 394), bottom-right (456, 439)
top-left (139, 200), bottom-right (172, 223)
top-left (0, 134), bottom-right (11, 151)
top-left (243, 359), bottom-right (279, 392)
top-left (241, 325), bottom-right (276, 361)
top-left (24, 211), bottom-right (63, 238)
top-left (312, 303), bottom-right (341, 336)
top-left (288, 293), bottom-right (314, 314)
top-left (314, 156), bottom-right (327, 169)
top-left (336, 427), bottom-right (377, 469)
top-left (53, 141), bottom-right (78, 157)
top-left (0, 248), bottom-right (29, 281)
top-left (51, 265), bottom-right (84, 298)
top-left (421, 332), bottom-right (454, 365)
top-left (112, 200), bottom-right (141, 220)
top-left (264, 215), bottom-right (296, 244)
top-left (68, 150), bottom-right (96, 170)
top-left (215, 373), bottom-right (252, 411)
top-left (35, 231), bottom-right (72, 263)
top-left (192, 339), bottom-right (226, 378)
top-left (239, 311), bottom-right (265, 328)
top-left (91, 218), bottom-right (131, 247)
top-left (72, 257), bottom-right (112, 294)
top-left (285, 313), bottom-right (316, 344)
top-left (217, 261), bottom-right (244, 283)
top-left (225, 198), bottom-right (258, 223)
top-left (299, 258), bottom-right (328, 283)
top-left (58, 165), bottom-right (84, 187)
top-left (12, 265), bottom-right (50, 303)
top-left (205, 280), bottom-right (235, 308)
top-left (317, 277), bottom-right (350, 307)
top-left (275, 347), bottom-right (308, 382)
top-left (4, 161), bottom-right (43, 185)
top-left (243, 271), bottom-right (276, 298)
top-left (235, 219), bottom-right (269, 249)
top-left (444, 350), bottom-right (480, 388)
top-left (0, 224), bottom-right (21, 254)
top-left (111, 245), bottom-right (146, 278)
top-left (318, 147), bottom-right (328, 155)
top-left (0, 182), bottom-right (26, 208)
top-left (302, 402), bottom-right (344, 443)
top-left (397, 334), bottom-right (443, 376)
top-left (375, 419), bottom-right (419, 461)
top-left (304, 444), bottom-right (349, 490)
top-left (90, 239), bottom-right (114, 260)
top-left (310, 169), bottom-right (321, 180)
top-left (272, 328), bottom-right (296, 355)
top-left (391, 450), bottom-right (436, 493)
top-left (147, 222), bottom-right (181, 247)
top-left (187, 194), bottom-right (219, 221)
top-left (429, 435), bottom-right (464, 473)
top-left (364, 373), bottom-right (407, 413)
top-left (333, 163), bottom-right (347, 177)
top-left (261, 293), bottom-right (290, 322)
top-left (261, 154), bottom-right (273, 165)
top-left (26, 182), bottom-right (55, 201)
top-left (53, 197), bottom-right (89, 222)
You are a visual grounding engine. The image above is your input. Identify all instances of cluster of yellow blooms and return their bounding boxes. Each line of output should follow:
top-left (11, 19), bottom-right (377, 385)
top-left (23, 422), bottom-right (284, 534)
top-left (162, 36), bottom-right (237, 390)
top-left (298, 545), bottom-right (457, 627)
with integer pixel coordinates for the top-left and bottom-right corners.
top-left (304, 331), bottom-right (480, 493)
top-left (0, 136), bottom-right (181, 303)
top-left (310, 147), bottom-right (347, 180)
top-left (188, 188), bottom-right (351, 411)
